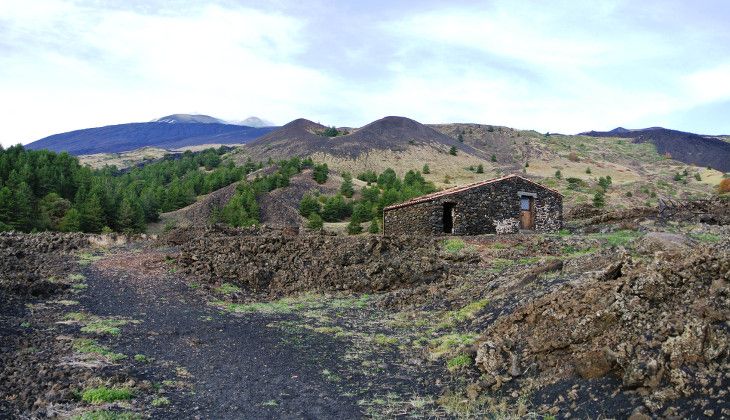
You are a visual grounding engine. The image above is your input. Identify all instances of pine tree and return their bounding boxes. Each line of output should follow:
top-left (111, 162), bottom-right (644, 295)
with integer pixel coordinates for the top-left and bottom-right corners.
top-left (11, 182), bottom-right (34, 232)
top-left (368, 218), bottom-right (380, 234)
top-left (593, 190), bottom-right (606, 208)
top-left (347, 218), bottom-right (363, 235)
top-left (307, 212), bottom-right (323, 230)
top-left (422, 164), bottom-right (430, 174)
top-left (449, 146), bottom-right (457, 156)
top-left (299, 193), bottom-right (321, 217)
top-left (118, 195), bottom-right (145, 233)
top-left (0, 186), bottom-right (12, 227)
top-left (80, 193), bottom-right (105, 233)
top-left (476, 164), bottom-right (484, 174)
top-left (339, 172), bottom-right (354, 198)
top-left (59, 208), bottom-right (82, 232)
top-left (313, 164), bottom-right (329, 184)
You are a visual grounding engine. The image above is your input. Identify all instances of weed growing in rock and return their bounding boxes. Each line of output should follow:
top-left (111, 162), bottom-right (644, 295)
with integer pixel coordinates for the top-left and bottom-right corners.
top-left (151, 397), bottom-right (170, 407)
top-left (80, 319), bottom-right (128, 336)
top-left (73, 338), bottom-right (126, 361)
top-left (80, 387), bottom-right (133, 404)
top-left (442, 238), bottom-right (466, 253)
top-left (446, 354), bottom-right (473, 371)
top-left (215, 283), bottom-right (241, 295)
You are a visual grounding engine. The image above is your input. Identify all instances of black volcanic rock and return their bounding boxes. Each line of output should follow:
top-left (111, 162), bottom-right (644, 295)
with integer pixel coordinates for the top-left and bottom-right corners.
top-left (581, 127), bottom-right (730, 172)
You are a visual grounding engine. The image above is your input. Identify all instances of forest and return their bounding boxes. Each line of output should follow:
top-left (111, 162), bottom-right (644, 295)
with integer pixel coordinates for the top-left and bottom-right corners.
top-left (0, 145), bottom-right (258, 233)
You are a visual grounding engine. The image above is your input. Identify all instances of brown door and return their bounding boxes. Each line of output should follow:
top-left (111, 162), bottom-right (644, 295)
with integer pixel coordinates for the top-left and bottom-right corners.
top-left (520, 196), bottom-right (534, 230)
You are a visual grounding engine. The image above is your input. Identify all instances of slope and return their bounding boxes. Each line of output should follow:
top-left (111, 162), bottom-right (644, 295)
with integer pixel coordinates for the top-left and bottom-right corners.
top-left (581, 127), bottom-right (730, 172)
top-left (26, 122), bottom-right (277, 155)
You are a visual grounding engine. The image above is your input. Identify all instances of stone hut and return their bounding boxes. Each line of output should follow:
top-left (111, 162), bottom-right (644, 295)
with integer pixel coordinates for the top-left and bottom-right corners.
top-left (383, 174), bottom-right (562, 235)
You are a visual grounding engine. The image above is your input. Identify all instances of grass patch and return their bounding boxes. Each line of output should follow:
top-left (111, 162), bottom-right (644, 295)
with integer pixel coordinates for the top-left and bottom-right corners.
top-left (689, 233), bottom-right (721, 243)
top-left (68, 273), bottom-right (86, 282)
top-left (428, 333), bottom-right (478, 359)
top-left (446, 354), bottom-right (473, 371)
top-left (78, 252), bottom-right (103, 266)
top-left (215, 283), bottom-right (241, 295)
top-left (373, 334), bottom-right (399, 346)
top-left (490, 258), bottom-right (515, 271)
top-left (311, 326), bottom-right (347, 336)
top-left (80, 319), bottom-right (128, 336)
top-left (72, 283), bottom-right (88, 291)
top-left (435, 299), bottom-right (489, 330)
top-left (211, 300), bottom-right (293, 315)
top-left (594, 230), bottom-right (642, 247)
top-left (81, 387), bottom-right (133, 404)
top-left (443, 238), bottom-right (466, 253)
top-left (73, 338), bottom-right (126, 361)
top-left (65, 312), bottom-right (90, 321)
top-left (151, 396), bottom-right (170, 407)
top-left (133, 354), bottom-right (148, 362)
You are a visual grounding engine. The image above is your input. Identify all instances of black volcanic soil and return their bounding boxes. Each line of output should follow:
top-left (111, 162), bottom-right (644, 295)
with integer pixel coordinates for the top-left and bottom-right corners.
top-left (246, 116), bottom-right (481, 160)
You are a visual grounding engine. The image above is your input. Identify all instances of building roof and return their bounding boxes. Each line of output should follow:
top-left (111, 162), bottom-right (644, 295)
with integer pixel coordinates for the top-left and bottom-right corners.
top-left (383, 174), bottom-right (563, 211)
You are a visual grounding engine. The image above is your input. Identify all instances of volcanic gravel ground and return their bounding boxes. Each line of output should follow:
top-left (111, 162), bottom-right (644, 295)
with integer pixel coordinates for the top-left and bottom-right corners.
top-left (75, 247), bottom-right (366, 419)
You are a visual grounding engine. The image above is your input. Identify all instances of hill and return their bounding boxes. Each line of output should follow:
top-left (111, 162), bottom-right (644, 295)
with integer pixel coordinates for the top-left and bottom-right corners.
top-left (581, 127), bottom-right (730, 172)
top-left (26, 119), bottom-right (277, 155)
top-left (245, 116), bottom-right (478, 160)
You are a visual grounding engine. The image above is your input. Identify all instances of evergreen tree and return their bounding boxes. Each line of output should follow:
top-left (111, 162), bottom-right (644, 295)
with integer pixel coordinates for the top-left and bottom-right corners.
top-left (593, 190), bottom-right (606, 208)
top-left (422, 164), bottom-right (430, 174)
top-left (299, 193), bottom-right (321, 217)
top-left (321, 194), bottom-right (351, 222)
top-left (313, 164), bottom-right (329, 184)
top-left (491, 154), bottom-right (497, 162)
top-left (476, 164), bottom-right (484, 174)
top-left (307, 212), bottom-right (323, 230)
top-left (118, 195), bottom-right (145, 233)
top-left (80, 193), bottom-right (105, 233)
top-left (339, 172), bottom-right (354, 198)
top-left (347, 218), bottom-right (363, 235)
top-left (449, 146), bottom-right (457, 156)
top-left (39, 192), bottom-right (71, 231)
top-left (368, 218), bottom-right (380, 234)
top-left (59, 208), bottom-right (82, 232)
top-left (0, 186), bottom-right (12, 227)
top-left (11, 182), bottom-right (34, 232)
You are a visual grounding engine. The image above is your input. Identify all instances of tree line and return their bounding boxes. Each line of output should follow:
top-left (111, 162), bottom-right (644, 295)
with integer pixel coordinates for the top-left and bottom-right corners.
top-left (0, 145), bottom-right (258, 233)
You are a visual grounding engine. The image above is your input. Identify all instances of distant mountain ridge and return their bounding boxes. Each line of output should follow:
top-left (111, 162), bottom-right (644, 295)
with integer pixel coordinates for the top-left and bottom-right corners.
top-left (26, 116), bottom-right (278, 155)
top-left (581, 127), bottom-right (730, 172)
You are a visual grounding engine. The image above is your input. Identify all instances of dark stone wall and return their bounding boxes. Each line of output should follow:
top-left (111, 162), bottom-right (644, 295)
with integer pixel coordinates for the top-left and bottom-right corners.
top-left (383, 177), bottom-right (562, 235)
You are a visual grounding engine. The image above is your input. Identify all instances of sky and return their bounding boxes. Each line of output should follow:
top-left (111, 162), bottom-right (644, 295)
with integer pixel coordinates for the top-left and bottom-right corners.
top-left (1, 0), bottom-right (730, 146)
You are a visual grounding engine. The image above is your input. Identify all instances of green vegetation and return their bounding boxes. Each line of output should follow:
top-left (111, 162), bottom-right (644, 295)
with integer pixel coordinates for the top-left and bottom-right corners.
top-left (320, 126), bottom-right (341, 137)
top-left (151, 397), bottom-right (170, 407)
top-left (428, 333), bottom-right (478, 359)
top-left (81, 387), bottom-right (133, 404)
top-left (689, 233), bottom-right (721, 243)
top-left (80, 319), bottom-right (128, 336)
top-left (0, 145), bottom-right (248, 233)
top-left (593, 190), bottom-right (606, 208)
top-left (594, 230), bottom-right (642, 247)
top-left (313, 163), bottom-right (329, 184)
top-left (339, 172), bottom-right (354, 197)
top-left (446, 354), bottom-right (473, 371)
top-left (72, 339), bottom-right (127, 361)
top-left (215, 283), bottom-right (241, 295)
top-left (422, 164), bottom-right (430, 174)
top-left (442, 238), bottom-right (466, 253)
top-left (307, 213), bottom-right (324, 230)
top-left (133, 354), bottom-right (148, 362)
top-left (449, 146), bottom-right (457, 156)
top-left (301, 167), bottom-right (436, 225)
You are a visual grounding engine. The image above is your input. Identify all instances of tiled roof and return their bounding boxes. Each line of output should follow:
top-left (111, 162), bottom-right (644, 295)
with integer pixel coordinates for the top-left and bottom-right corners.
top-left (383, 174), bottom-right (562, 211)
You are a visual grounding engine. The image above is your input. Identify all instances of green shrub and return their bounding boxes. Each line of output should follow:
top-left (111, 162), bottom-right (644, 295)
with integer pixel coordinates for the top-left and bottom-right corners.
top-left (555, 170), bottom-right (562, 179)
top-left (593, 190), bottom-right (606, 208)
top-left (449, 146), bottom-right (457, 156)
top-left (313, 163), bottom-right (329, 184)
top-left (299, 193), bottom-right (321, 217)
top-left (476, 164), bottom-right (484, 174)
top-left (307, 213), bottom-right (323, 230)
top-left (368, 218), bottom-right (380, 234)
top-left (346, 219), bottom-right (363, 235)
top-left (422, 164), bottom-right (430, 174)
top-left (446, 354), bottom-right (473, 371)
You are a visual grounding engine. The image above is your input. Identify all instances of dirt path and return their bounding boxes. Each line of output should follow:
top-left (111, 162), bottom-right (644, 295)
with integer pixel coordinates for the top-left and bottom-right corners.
top-left (77, 247), bottom-right (364, 419)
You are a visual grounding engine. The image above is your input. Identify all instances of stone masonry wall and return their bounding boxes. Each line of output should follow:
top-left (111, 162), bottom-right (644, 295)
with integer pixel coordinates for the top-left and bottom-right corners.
top-left (384, 176), bottom-right (562, 235)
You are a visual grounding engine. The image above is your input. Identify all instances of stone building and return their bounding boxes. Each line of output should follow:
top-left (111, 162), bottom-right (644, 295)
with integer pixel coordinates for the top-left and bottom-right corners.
top-left (383, 174), bottom-right (562, 235)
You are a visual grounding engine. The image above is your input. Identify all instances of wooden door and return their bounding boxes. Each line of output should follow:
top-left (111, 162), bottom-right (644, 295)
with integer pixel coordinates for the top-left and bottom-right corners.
top-left (520, 196), bottom-right (534, 230)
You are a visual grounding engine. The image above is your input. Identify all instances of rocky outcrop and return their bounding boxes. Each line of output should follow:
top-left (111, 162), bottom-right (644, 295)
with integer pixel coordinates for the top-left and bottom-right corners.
top-left (176, 227), bottom-right (469, 296)
top-left (474, 239), bottom-right (730, 413)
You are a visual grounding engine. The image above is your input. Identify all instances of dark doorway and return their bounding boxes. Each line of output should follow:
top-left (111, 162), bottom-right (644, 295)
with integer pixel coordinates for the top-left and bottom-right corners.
top-left (443, 203), bottom-right (455, 233)
top-left (520, 196), bottom-right (534, 230)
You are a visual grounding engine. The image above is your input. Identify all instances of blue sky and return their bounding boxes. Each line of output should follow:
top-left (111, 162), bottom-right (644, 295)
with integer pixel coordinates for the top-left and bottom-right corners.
top-left (1, 0), bottom-right (730, 146)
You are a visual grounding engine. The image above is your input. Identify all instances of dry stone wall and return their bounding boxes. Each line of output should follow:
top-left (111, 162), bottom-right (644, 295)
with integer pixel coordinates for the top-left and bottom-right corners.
top-left (177, 228), bottom-right (468, 296)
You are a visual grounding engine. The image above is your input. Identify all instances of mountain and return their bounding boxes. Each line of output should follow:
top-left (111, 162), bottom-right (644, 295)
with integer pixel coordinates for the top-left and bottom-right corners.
top-left (153, 114), bottom-right (226, 124)
top-left (581, 127), bottom-right (730, 172)
top-left (236, 117), bottom-right (275, 128)
top-left (245, 116), bottom-right (479, 160)
top-left (26, 119), bottom-right (278, 155)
